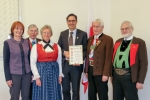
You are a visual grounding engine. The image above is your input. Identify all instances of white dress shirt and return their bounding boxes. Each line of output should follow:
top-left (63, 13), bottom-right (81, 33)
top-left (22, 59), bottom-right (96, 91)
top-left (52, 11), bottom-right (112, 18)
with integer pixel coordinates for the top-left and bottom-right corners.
top-left (124, 35), bottom-right (133, 41)
top-left (29, 38), bottom-right (37, 43)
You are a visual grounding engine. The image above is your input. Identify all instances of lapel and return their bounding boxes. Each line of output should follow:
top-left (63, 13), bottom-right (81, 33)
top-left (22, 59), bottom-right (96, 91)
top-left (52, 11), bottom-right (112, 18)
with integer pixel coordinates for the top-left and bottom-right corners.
top-left (66, 30), bottom-right (69, 50)
top-left (75, 29), bottom-right (79, 45)
top-left (130, 37), bottom-right (139, 66)
top-left (26, 37), bottom-right (32, 49)
top-left (94, 33), bottom-right (103, 50)
top-left (87, 36), bottom-right (94, 55)
top-left (36, 38), bottom-right (38, 43)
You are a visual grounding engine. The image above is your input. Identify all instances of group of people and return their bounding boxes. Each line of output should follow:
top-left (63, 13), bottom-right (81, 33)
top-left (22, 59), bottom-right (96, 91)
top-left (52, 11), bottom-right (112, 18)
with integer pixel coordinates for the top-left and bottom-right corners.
top-left (3, 13), bottom-right (148, 100)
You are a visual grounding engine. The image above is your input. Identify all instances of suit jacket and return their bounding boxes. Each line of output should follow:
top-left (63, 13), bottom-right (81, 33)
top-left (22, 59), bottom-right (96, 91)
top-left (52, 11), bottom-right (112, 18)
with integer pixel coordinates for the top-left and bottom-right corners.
top-left (26, 38), bottom-right (41, 49)
top-left (58, 29), bottom-right (87, 71)
top-left (85, 33), bottom-right (114, 76)
top-left (112, 37), bottom-right (148, 83)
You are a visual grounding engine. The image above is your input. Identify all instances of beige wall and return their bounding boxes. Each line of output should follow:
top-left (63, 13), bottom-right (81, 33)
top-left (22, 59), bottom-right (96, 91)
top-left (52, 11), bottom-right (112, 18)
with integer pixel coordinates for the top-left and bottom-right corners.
top-left (1, 0), bottom-right (150, 100)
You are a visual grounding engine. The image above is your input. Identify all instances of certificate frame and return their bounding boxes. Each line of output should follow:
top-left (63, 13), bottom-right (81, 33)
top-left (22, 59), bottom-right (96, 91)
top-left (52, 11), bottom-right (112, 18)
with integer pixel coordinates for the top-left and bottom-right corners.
top-left (69, 45), bottom-right (83, 65)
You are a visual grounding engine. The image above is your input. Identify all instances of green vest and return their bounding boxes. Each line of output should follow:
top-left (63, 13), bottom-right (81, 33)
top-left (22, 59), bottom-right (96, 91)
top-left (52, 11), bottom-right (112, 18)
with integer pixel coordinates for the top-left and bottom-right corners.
top-left (113, 41), bottom-right (132, 68)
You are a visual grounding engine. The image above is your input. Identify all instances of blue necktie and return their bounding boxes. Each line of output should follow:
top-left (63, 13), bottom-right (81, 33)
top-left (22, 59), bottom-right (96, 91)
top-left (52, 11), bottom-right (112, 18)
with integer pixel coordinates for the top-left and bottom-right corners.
top-left (32, 41), bottom-right (36, 46)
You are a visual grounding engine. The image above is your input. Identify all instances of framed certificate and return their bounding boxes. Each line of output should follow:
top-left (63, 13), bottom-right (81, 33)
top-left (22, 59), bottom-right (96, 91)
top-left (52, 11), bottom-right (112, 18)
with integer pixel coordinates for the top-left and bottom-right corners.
top-left (69, 45), bottom-right (83, 65)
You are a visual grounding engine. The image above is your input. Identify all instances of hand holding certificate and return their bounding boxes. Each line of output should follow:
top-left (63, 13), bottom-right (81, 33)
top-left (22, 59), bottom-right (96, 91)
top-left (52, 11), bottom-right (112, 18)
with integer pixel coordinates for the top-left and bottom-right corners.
top-left (69, 45), bottom-right (83, 65)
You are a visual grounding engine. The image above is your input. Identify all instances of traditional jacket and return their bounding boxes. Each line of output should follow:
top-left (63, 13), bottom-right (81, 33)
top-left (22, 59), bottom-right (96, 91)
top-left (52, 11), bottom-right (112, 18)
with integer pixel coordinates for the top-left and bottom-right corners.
top-left (112, 37), bottom-right (148, 83)
top-left (85, 33), bottom-right (114, 76)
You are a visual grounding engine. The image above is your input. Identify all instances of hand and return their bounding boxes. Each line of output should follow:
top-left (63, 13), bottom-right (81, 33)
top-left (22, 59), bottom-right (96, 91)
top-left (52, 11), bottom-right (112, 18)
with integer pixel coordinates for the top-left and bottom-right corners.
top-left (73, 63), bottom-right (80, 66)
top-left (31, 76), bottom-right (34, 82)
top-left (136, 82), bottom-right (143, 89)
top-left (36, 78), bottom-right (41, 86)
top-left (85, 73), bottom-right (88, 78)
top-left (102, 75), bottom-right (108, 82)
top-left (64, 51), bottom-right (69, 59)
top-left (59, 76), bottom-right (62, 84)
top-left (6, 80), bottom-right (13, 87)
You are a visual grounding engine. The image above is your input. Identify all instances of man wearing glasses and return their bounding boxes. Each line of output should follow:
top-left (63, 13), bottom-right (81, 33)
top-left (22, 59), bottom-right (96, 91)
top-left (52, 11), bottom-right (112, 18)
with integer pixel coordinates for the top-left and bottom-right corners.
top-left (112, 21), bottom-right (148, 100)
top-left (27, 24), bottom-right (41, 49)
top-left (26, 24), bottom-right (41, 99)
top-left (58, 13), bottom-right (87, 100)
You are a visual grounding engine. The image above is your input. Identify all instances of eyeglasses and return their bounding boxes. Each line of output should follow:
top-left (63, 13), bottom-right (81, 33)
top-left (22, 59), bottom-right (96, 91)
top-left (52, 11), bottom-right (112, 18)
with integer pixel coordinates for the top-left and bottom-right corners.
top-left (29, 30), bottom-right (38, 33)
top-left (120, 27), bottom-right (131, 31)
top-left (67, 20), bottom-right (76, 23)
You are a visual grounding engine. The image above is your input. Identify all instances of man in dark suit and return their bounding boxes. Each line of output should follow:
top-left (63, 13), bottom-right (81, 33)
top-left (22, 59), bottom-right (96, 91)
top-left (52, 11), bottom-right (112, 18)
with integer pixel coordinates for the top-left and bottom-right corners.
top-left (84, 19), bottom-right (113, 100)
top-left (112, 21), bottom-right (148, 100)
top-left (58, 13), bottom-right (87, 100)
top-left (26, 24), bottom-right (41, 99)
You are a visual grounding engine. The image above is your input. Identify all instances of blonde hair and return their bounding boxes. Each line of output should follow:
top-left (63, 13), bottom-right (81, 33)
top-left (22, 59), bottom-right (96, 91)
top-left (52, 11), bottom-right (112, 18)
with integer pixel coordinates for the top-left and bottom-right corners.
top-left (40, 25), bottom-right (53, 36)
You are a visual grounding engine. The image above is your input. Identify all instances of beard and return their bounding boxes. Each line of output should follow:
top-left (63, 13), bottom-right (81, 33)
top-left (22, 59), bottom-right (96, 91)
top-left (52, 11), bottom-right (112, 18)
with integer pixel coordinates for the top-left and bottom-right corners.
top-left (122, 33), bottom-right (132, 38)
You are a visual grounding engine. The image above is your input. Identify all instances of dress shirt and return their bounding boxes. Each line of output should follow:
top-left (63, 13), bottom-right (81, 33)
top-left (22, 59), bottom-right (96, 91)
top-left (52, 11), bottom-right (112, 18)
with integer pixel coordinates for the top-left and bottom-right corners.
top-left (29, 38), bottom-right (37, 43)
top-left (123, 35), bottom-right (133, 41)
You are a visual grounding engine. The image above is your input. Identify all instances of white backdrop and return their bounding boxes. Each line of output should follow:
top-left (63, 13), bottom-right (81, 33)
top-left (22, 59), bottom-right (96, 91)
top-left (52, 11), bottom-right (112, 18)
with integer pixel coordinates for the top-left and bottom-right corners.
top-left (0, 0), bottom-right (150, 100)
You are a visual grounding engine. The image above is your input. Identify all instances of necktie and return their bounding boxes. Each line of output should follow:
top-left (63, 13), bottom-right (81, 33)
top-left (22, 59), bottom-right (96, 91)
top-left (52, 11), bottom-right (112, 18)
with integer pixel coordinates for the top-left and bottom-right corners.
top-left (68, 32), bottom-right (73, 46)
top-left (32, 41), bottom-right (36, 46)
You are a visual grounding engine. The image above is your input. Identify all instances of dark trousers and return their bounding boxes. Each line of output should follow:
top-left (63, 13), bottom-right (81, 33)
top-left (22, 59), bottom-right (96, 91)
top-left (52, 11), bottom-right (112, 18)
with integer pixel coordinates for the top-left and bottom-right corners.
top-left (88, 66), bottom-right (108, 100)
top-left (10, 72), bottom-right (31, 100)
top-left (113, 71), bottom-right (138, 100)
top-left (62, 61), bottom-right (82, 100)
top-left (29, 83), bottom-right (32, 100)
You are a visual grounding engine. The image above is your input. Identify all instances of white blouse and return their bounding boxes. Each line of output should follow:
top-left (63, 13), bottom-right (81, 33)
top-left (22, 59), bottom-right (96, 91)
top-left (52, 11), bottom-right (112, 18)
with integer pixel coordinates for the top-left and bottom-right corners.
top-left (30, 41), bottom-right (63, 80)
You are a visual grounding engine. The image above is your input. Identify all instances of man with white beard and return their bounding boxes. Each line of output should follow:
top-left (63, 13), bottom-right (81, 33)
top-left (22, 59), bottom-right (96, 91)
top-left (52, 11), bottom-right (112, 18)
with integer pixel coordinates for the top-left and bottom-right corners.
top-left (112, 21), bottom-right (148, 100)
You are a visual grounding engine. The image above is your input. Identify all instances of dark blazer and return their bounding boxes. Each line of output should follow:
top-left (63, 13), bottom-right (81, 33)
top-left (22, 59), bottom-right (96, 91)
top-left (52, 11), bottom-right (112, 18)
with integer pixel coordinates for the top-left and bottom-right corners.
top-left (26, 38), bottom-right (41, 49)
top-left (85, 33), bottom-right (114, 76)
top-left (58, 29), bottom-right (87, 70)
top-left (112, 37), bottom-right (148, 83)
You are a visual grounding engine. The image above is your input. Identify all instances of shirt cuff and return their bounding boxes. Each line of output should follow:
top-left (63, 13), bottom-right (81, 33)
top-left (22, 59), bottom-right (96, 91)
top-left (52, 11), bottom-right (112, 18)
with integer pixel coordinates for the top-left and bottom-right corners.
top-left (59, 73), bottom-right (64, 77)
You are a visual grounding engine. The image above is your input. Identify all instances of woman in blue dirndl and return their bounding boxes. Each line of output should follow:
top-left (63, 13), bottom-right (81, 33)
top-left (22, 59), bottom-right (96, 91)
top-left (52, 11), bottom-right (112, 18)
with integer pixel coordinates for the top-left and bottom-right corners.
top-left (30, 25), bottom-right (63, 100)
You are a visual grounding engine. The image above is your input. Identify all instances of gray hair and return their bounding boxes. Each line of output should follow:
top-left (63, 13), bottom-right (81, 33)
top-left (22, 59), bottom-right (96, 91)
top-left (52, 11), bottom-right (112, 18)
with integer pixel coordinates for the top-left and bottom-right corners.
top-left (40, 25), bottom-right (53, 36)
top-left (28, 24), bottom-right (38, 30)
top-left (121, 21), bottom-right (133, 28)
top-left (93, 19), bottom-right (104, 26)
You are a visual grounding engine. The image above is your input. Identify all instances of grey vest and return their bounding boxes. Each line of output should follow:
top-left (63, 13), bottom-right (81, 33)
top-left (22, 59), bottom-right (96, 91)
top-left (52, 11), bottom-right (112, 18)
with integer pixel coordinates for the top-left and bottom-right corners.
top-left (7, 38), bottom-right (31, 74)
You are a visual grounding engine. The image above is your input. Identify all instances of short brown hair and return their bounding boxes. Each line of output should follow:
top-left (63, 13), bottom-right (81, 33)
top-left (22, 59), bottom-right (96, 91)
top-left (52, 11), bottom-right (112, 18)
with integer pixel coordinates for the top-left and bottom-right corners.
top-left (10, 21), bottom-right (25, 37)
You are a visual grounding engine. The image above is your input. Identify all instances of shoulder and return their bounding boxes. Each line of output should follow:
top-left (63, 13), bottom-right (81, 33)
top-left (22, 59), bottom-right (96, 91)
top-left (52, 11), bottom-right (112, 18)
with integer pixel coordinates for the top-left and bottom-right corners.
top-left (23, 38), bottom-right (29, 43)
top-left (61, 29), bottom-right (69, 34)
top-left (102, 34), bottom-right (113, 41)
top-left (115, 38), bottom-right (123, 43)
top-left (4, 39), bottom-right (13, 45)
top-left (133, 36), bottom-right (145, 43)
top-left (36, 38), bottom-right (42, 41)
top-left (77, 29), bottom-right (87, 34)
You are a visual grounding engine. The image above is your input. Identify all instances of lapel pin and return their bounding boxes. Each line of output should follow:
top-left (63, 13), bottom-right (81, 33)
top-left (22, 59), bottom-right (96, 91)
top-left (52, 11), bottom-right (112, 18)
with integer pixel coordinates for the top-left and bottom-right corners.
top-left (77, 37), bottom-right (78, 39)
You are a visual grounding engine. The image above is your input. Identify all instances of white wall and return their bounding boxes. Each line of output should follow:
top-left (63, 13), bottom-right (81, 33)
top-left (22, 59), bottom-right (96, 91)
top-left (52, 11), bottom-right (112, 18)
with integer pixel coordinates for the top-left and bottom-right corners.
top-left (1, 0), bottom-right (150, 100)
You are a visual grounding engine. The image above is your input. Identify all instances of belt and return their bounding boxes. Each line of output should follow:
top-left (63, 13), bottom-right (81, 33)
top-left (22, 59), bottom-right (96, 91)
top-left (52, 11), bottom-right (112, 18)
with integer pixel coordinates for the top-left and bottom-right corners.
top-left (65, 60), bottom-right (69, 62)
top-left (89, 58), bottom-right (94, 66)
top-left (114, 68), bottom-right (131, 75)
